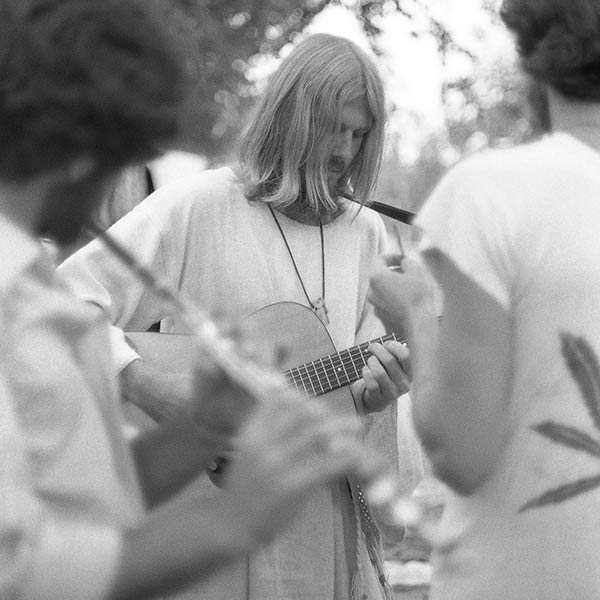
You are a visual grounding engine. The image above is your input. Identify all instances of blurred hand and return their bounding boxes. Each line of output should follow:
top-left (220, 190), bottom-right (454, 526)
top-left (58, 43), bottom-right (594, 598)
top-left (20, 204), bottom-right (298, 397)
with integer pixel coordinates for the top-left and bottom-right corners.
top-left (189, 323), bottom-right (286, 438)
top-left (189, 355), bottom-right (256, 438)
top-left (219, 394), bottom-right (373, 547)
top-left (119, 359), bottom-right (195, 425)
top-left (368, 253), bottom-right (437, 335)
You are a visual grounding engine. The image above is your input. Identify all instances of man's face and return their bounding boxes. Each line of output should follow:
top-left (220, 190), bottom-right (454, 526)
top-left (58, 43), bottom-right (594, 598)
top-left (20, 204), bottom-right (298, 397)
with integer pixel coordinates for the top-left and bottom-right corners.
top-left (324, 95), bottom-right (372, 194)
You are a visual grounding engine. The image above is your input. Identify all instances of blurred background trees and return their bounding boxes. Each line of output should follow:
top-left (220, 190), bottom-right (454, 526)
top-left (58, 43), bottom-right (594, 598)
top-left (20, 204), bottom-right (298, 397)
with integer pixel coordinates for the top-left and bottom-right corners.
top-left (155, 0), bottom-right (340, 158)
top-left (155, 0), bottom-right (543, 218)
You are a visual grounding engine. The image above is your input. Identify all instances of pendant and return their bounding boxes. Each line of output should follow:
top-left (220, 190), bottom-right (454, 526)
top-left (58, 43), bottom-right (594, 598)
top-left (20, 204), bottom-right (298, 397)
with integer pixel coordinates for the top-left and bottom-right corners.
top-left (312, 297), bottom-right (330, 326)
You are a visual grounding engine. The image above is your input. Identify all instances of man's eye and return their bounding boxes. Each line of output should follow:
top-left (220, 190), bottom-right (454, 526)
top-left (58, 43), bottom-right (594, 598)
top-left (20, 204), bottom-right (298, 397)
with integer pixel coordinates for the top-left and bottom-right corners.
top-left (353, 130), bottom-right (367, 139)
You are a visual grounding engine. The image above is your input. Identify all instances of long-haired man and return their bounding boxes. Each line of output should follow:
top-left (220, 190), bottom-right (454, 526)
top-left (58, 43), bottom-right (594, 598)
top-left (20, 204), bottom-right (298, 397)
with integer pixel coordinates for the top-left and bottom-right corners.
top-left (60, 33), bottom-right (421, 600)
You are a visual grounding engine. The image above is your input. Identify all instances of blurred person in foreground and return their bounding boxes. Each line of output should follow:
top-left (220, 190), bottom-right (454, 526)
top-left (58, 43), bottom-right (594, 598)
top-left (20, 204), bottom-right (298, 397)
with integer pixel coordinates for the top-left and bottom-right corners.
top-left (0, 2), bottom-right (373, 599)
top-left (59, 33), bottom-right (423, 600)
top-left (369, 0), bottom-right (600, 598)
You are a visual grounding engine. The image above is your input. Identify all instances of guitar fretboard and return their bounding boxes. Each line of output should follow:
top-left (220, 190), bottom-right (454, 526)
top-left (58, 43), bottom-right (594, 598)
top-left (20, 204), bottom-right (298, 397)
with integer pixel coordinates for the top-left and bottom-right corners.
top-left (284, 333), bottom-right (401, 397)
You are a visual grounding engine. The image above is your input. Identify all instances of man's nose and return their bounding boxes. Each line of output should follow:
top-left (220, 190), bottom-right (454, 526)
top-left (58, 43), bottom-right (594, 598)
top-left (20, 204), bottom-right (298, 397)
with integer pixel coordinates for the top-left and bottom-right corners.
top-left (332, 130), bottom-right (354, 161)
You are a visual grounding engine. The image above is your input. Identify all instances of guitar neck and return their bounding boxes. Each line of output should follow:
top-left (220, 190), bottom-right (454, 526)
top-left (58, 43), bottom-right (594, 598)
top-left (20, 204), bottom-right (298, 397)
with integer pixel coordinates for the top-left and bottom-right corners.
top-left (284, 333), bottom-right (401, 397)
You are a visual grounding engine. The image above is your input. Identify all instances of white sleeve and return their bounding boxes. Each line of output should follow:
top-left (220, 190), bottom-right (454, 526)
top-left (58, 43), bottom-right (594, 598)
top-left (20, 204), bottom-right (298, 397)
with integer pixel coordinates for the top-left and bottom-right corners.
top-left (57, 174), bottom-right (224, 372)
top-left (58, 198), bottom-right (175, 371)
top-left (109, 325), bottom-right (141, 373)
top-left (0, 376), bottom-right (122, 600)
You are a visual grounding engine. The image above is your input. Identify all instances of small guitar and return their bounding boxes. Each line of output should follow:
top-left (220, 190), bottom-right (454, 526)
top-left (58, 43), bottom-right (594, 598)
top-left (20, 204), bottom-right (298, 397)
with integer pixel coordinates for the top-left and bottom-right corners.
top-left (95, 223), bottom-right (412, 537)
top-left (125, 301), bottom-right (403, 419)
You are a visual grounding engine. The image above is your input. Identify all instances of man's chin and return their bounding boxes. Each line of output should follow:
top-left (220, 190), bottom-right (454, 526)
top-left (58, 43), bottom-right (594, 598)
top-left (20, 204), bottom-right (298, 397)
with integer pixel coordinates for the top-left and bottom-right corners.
top-left (325, 174), bottom-right (341, 194)
top-left (327, 171), bottom-right (343, 186)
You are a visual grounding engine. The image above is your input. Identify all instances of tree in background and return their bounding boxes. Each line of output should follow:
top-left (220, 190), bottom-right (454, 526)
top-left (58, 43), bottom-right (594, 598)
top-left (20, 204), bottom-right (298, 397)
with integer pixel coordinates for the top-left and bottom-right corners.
top-left (369, 1), bottom-right (549, 222)
top-left (155, 0), bottom-right (334, 157)
top-left (156, 0), bottom-right (540, 219)
top-left (378, 54), bottom-right (543, 219)
top-left (158, 0), bottom-right (489, 157)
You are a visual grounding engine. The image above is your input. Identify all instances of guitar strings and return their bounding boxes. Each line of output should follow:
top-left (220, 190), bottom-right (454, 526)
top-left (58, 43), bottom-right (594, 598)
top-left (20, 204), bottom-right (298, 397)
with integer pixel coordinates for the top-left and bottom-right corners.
top-left (89, 221), bottom-right (428, 540)
top-left (289, 334), bottom-right (399, 392)
top-left (285, 333), bottom-right (402, 397)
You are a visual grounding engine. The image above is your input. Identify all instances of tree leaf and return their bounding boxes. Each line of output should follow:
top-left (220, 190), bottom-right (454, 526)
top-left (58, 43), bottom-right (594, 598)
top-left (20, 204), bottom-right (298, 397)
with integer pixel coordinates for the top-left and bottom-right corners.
top-left (520, 474), bottom-right (600, 512)
top-left (560, 332), bottom-right (600, 432)
top-left (532, 421), bottom-right (600, 458)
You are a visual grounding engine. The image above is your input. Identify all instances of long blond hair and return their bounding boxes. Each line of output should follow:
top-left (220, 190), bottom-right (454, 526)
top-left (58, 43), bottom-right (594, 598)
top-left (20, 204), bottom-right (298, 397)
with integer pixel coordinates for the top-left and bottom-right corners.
top-left (239, 33), bottom-right (386, 212)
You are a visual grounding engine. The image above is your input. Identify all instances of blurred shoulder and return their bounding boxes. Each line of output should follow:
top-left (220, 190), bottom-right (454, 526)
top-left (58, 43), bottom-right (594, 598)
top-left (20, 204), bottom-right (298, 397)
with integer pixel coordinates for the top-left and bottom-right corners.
top-left (438, 134), bottom-right (574, 192)
top-left (417, 135), bottom-right (579, 234)
top-left (136, 166), bottom-right (245, 220)
top-left (0, 215), bottom-right (41, 297)
top-left (149, 166), bottom-right (240, 204)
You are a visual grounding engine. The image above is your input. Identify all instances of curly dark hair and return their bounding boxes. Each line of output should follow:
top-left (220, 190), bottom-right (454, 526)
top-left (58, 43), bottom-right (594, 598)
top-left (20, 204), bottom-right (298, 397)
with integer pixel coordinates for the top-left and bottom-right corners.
top-left (501, 0), bottom-right (600, 100)
top-left (0, 0), bottom-right (193, 181)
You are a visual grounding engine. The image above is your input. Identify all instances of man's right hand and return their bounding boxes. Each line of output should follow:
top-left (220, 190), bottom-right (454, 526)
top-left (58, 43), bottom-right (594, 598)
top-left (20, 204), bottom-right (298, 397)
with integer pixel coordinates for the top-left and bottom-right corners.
top-left (218, 395), bottom-right (366, 548)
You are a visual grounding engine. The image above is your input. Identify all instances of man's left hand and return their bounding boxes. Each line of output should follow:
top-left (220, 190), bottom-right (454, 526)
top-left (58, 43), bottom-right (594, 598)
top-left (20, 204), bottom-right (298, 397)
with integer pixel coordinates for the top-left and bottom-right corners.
top-left (360, 340), bottom-right (411, 412)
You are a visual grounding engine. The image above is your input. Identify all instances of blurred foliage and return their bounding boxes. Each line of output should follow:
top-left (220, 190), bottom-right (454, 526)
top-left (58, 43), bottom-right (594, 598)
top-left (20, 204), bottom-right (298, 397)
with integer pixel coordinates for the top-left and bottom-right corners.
top-left (156, 0), bottom-right (538, 219)
top-left (376, 27), bottom-right (544, 220)
top-left (157, 0), bottom-right (473, 159)
top-left (389, 58), bottom-right (540, 214)
top-left (442, 56), bottom-right (540, 152)
top-left (155, 0), bottom-right (330, 157)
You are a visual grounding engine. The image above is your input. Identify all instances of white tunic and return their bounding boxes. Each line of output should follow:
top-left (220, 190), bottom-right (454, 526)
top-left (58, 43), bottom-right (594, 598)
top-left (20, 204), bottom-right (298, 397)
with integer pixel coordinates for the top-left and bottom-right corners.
top-left (59, 167), bottom-right (417, 600)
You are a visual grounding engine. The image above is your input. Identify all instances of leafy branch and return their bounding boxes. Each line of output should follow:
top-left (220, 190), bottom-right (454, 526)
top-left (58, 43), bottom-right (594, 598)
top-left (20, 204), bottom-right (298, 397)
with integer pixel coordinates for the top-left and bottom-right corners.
top-left (521, 333), bottom-right (600, 512)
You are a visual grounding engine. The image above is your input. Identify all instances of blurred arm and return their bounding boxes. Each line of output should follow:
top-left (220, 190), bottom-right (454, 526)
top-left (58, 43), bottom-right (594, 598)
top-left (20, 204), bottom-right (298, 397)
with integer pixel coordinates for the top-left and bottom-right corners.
top-left (369, 252), bottom-right (511, 494)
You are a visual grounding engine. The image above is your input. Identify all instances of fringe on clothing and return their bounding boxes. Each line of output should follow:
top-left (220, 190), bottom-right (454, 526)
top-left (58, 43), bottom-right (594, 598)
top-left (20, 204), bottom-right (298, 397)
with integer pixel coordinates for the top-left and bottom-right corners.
top-left (349, 478), bottom-right (395, 600)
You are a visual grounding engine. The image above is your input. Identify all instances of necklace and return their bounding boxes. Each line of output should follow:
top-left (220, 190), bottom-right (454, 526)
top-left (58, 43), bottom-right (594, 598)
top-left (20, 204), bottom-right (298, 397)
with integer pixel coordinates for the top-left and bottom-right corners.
top-left (268, 205), bottom-right (329, 326)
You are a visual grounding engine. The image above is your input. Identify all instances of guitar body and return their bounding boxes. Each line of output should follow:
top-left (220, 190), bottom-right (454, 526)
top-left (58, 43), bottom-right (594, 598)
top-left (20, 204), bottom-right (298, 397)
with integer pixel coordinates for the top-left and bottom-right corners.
top-left (245, 302), bottom-right (358, 417)
top-left (124, 302), bottom-right (358, 424)
top-left (124, 302), bottom-right (408, 545)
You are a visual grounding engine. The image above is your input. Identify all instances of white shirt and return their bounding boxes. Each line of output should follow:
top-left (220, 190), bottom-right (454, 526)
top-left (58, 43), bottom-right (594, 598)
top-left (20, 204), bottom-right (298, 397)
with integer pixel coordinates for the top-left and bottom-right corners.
top-left (0, 215), bottom-right (144, 600)
top-left (418, 133), bottom-right (600, 599)
top-left (58, 167), bottom-right (417, 600)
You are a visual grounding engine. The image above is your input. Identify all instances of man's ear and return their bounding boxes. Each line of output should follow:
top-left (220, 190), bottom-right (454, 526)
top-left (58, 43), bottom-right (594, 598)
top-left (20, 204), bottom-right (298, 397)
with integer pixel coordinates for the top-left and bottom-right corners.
top-left (65, 156), bottom-right (96, 183)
